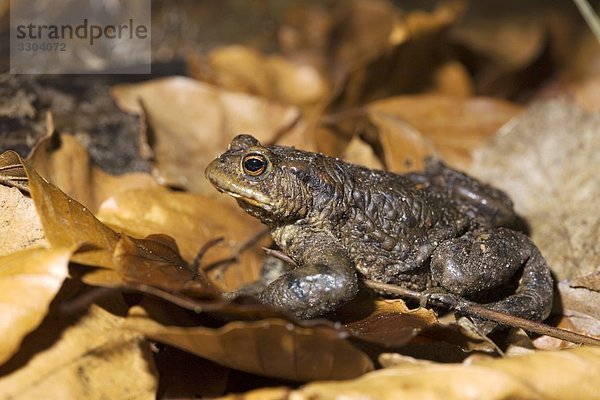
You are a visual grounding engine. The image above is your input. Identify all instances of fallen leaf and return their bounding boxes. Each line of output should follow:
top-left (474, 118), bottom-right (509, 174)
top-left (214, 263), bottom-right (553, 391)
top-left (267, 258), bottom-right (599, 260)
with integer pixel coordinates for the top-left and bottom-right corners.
top-left (341, 135), bottom-right (384, 170)
top-left (28, 132), bottom-right (159, 213)
top-left (334, 297), bottom-right (437, 348)
top-left (193, 45), bottom-right (329, 107)
top-left (81, 234), bottom-right (220, 299)
top-left (472, 99), bottom-right (599, 280)
top-left (366, 95), bottom-right (522, 171)
top-left (0, 302), bottom-right (157, 400)
top-left (450, 8), bottom-right (551, 98)
top-left (22, 151), bottom-right (120, 268)
top-left (558, 281), bottom-right (600, 336)
top-left (570, 271), bottom-right (600, 292)
top-left (125, 305), bottom-right (373, 382)
top-left (273, 346), bottom-right (600, 400)
top-left (111, 77), bottom-right (302, 194)
top-left (0, 247), bottom-right (72, 364)
top-left (331, 0), bottom-right (466, 108)
top-left (96, 187), bottom-right (266, 291)
top-left (0, 184), bottom-right (47, 255)
top-left (452, 11), bottom-right (545, 69)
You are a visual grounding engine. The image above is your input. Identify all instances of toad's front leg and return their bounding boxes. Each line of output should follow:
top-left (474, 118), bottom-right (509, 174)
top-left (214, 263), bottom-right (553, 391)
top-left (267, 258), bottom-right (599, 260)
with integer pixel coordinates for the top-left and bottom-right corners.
top-left (259, 231), bottom-right (358, 319)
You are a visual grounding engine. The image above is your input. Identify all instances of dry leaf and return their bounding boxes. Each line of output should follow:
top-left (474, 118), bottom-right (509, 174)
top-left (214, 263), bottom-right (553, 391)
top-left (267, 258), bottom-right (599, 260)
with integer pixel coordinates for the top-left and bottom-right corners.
top-left (266, 346), bottom-right (600, 400)
top-left (336, 298), bottom-right (437, 348)
top-left (23, 152), bottom-right (120, 269)
top-left (0, 303), bottom-right (157, 400)
top-left (366, 95), bottom-right (522, 171)
top-left (0, 247), bottom-right (72, 364)
top-left (570, 271), bottom-right (600, 292)
top-left (111, 77), bottom-right (302, 194)
top-left (0, 184), bottom-right (47, 255)
top-left (341, 135), bottom-right (384, 170)
top-left (452, 12), bottom-right (545, 69)
top-left (473, 99), bottom-right (599, 281)
top-left (558, 281), bottom-right (600, 336)
top-left (195, 45), bottom-right (329, 107)
top-left (450, 9), bottom-right (550, 98)
top-left (125, 305), bottom-right (373, 382)
top-left (97, 187), bottom-right (265, 291)
top-left (28, 132), bottom-right (158, 213)
top-left (114, 235), bottom-right (218, 298)
top-left (331, 0), bottom-right (466, 108)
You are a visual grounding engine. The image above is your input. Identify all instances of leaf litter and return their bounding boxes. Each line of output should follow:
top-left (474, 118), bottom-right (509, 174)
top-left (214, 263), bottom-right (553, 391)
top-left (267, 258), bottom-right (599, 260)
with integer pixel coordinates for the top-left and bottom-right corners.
top-left (0, 1), bottom-right (599, 399)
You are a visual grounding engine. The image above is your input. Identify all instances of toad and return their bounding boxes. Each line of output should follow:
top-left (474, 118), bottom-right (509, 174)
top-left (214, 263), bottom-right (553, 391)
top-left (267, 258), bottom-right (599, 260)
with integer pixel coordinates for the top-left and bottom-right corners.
top-left (205, 135), bottom-right (553, 324)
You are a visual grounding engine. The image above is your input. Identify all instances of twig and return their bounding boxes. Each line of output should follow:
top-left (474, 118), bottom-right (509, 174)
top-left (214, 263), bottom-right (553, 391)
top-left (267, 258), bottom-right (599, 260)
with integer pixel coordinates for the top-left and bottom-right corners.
top-left (572, 0), bottom-right (600, 43)
top-left (262, 247), bottom-right (297, 266)
top-left (202, 226), bottom-right (270, 273)
top-left (319, 107), bottom-right (368, 126)
top-left (365, 280), bottom-right (600, 347)
top-left (191, 236), bottom-right (224, 276)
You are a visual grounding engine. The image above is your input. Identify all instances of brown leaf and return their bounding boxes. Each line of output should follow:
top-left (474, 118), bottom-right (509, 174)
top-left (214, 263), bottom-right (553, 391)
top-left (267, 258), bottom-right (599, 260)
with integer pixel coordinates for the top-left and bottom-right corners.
top-left (341, 135), bottom-right (384, 170)
top-left (96, 187), bottom-right (266, 291)
top-left (335, 297), bottom-right (437, 348)
top-left (558, 281), bottom-right (600, 336)
top-left (111, 77), bottom-right (302, 194)
top-left (452, 11), bottom-right (546, 69)
top-left (193, 45), bottom-right (329, 107)
top-left (23, 152), bottom-right (120, 268)
top-left (0, 149), bottom-right (29, 192)
top-left (125, 305), bottom-right (373, 381)
top-left (28, 132), bottom-right (159, 213)
top-left (81, 234), bottom-right (220, 299)
top-left (276, 346), bottom-right (600, 400)
top-left (570, 271), bottom-right (600, 292)
top-left (336, 295), bottom-right (493, 352)
top-left (0, 247), bottom-right (72, 364)
top-left (366, 95), bottom-right (522, 171)
top-left (473, 99), bottom-right (599, 281)
top-left (331, 0), bottom-right (466, 108)
top-left (0, 184), bottom-right (47, 255)
top-left (0, 303), bottom-right (157, 399)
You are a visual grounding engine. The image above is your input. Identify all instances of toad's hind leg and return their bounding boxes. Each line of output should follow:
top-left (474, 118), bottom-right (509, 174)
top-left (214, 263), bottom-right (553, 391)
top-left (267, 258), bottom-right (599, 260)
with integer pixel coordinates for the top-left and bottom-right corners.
top-left (430, 228), bottom-right (553, 322)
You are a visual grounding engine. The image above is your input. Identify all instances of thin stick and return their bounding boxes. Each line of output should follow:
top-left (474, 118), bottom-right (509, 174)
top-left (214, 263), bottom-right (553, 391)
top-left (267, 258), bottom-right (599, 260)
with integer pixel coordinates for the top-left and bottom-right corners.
top-left (365, 280), bottom-right (600, 346)
top-left (191, 237), bottom-right (224, 275)
top-left (572, 0), bottom-right (600, 43)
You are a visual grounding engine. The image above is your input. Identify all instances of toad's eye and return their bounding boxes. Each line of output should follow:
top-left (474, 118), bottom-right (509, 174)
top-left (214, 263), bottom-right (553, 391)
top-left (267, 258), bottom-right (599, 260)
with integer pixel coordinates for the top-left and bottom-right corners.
top-left (242, 153), bottom-right (268, 176)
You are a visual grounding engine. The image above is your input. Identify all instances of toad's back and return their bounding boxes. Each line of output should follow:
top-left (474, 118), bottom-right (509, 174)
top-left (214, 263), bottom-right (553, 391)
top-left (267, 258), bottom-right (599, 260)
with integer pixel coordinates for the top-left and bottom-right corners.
top-left (304, 158), bottom-right (473, 287)
top-left (206, 134), bottom-right (552, 323)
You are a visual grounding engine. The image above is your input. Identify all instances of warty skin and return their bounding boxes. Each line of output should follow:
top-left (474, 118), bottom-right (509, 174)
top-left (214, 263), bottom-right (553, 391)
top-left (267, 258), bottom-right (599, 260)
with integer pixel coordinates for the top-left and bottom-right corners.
top-left (206, 135), bottom-right (553, 325)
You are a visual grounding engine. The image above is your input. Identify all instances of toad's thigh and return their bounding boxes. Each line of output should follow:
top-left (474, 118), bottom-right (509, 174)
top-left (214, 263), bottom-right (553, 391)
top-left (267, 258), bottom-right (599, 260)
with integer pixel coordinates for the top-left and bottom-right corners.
top-left (430, 228), bottom-right (530, 297)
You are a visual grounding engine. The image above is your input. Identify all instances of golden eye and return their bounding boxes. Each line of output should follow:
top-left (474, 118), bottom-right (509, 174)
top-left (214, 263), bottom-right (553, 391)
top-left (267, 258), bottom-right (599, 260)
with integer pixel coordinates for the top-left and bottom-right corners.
top-left (242, 153), bottom-right (268, 176)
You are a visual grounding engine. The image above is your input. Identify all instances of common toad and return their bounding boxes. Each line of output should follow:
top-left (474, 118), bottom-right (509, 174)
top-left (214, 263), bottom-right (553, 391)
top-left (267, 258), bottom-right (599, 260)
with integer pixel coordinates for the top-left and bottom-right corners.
top-left (206, 135), bottom-right (553, 324)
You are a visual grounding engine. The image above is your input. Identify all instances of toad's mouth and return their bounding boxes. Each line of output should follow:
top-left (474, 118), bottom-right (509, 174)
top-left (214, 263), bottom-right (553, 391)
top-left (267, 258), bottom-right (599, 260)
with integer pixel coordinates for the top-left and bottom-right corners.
top-left (211, 181), bottom-right (273, 211)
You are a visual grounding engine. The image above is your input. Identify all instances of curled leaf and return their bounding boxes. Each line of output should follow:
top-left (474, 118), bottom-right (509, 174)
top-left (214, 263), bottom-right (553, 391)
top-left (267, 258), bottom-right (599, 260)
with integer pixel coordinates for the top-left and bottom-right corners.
top-left (0, 247), bottom-right (72, 364)
top-left (97, 187), bottom-right (266, 291)
top-left (28, 132), bottom-right (158, 213)
top-left (0, 303), bottom-right (157, 399)
top-left (111, 77), bottom-right (301, 194)
top-left (0, 184), bottom-right (47, 255)
top-left (126, 306), bottom-right (373, 381)
top-left (282, 346), bottom-right (600, 400)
